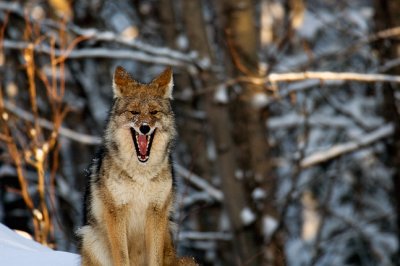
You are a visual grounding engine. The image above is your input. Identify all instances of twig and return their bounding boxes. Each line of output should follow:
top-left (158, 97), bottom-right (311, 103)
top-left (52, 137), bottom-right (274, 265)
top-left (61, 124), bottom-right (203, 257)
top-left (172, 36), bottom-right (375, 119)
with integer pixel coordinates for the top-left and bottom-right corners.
top-left (0, 1), bottom-right (198, 66)
top-left (325, 207), bottom-right (393, 265)
top-left (319, 90), bottom-right (374, 132)
top-left (174, 164), bottom-right (224, 202)
top-left (267, 114), bottom-right (353, 129)
top-left (2, 39), bottom-right (186, 67)
top-left (378, 57), bottom-right (400, 72)
top-left (265, 71), bottom-right (400, 83)
top-left (65, 24), bottom-right (197, 64)
top-left (178, 231), bottom-right (232, 241)
top-left (198, 71), bottom-right (400, 98)
top-left (181, 192), bottom-right (214, 207)
top-left (301, 124), bottom-right (394, 168)
top-left (278, 26), bottom-right (400, 71)
top-left (0, 89), bottom-right (35, 217)
top-left (262, 99), bottom-right (312, 265)
top-left (310, 167), bottom-right (337, 266)
top-left (241, 71), bottom-right (400, 86)
top-left (3, 100), bottom-right (101, 145)
top-left (279, 80), bottom-right (344, 98)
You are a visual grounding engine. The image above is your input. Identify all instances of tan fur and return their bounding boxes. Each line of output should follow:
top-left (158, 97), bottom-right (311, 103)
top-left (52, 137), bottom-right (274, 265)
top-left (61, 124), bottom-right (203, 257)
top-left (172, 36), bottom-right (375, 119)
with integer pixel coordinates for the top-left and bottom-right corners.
top-left (79, 67), bottom-right (197, 266)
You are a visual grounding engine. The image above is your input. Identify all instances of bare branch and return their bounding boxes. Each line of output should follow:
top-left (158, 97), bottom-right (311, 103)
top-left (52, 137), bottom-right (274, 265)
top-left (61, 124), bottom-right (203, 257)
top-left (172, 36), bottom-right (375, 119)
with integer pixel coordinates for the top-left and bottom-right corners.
top-left (0, 1), bottom-right (198, 66)
top-left (301, 124), bottom-right (394, 168)
top-left (2, 39), bottom-right (186, 67)
top-left (174, 164), bottom-right (224, 202)
top-left (65, 25), bottom-right (197, 65)
top-left (3, 100), bottom-right (101, 145)
top-left (280, 80), bottom-right (345, 97)
top-left (199, 71), bottom-right (400, 98)
top-left (178, 231), bottom-right (232, 241)
top-left (267, 71), bottom-right (400, 83)
top-left (278, 26), bottom-right (400, 71)
top-left (268, 114), bottom-right (353, 129)
top-left (181, 192), bottom-right (214, 207)
top-left (377, 57), bottom-right (400, 72)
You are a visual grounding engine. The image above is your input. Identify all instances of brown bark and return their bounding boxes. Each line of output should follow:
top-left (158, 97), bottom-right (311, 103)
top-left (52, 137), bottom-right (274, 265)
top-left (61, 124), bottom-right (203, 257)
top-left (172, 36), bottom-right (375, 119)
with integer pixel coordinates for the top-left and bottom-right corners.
top-left (222, 0), bottom-right (268, 180)
top-left (181, 0), bottom-right (260, 264)
top-left (159, 0), bottom-right (211, 182)
top-left (373, 0), bottom-right (400, 263)
top-left (158, 0), bottom-right (177, 46)
top-left (221, 0), bottom-right (284, 265)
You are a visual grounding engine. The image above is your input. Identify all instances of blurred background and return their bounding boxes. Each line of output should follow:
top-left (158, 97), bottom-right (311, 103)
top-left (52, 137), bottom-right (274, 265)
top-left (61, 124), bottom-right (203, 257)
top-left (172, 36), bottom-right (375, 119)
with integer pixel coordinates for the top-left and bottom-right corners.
top-left (0, 0), bottom-right (399, 265)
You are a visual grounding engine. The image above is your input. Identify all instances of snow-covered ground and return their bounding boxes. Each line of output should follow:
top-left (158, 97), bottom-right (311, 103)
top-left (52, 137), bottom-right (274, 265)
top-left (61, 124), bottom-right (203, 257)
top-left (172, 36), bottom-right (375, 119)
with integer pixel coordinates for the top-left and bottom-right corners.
top-left (0, 223), bottom-right (80, 266)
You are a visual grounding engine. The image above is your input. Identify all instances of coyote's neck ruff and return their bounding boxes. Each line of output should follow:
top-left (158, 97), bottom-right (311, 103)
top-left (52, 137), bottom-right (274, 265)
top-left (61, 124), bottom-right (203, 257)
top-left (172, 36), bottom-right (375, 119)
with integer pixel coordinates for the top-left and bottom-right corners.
top-left (79, 67), bottom-right (195, 266)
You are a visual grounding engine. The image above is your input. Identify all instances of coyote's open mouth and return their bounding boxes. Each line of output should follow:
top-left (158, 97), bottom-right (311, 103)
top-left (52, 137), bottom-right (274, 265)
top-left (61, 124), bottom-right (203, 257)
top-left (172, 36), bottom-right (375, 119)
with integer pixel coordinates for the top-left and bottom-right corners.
top-left (130, 128), bottom-right (156, 163)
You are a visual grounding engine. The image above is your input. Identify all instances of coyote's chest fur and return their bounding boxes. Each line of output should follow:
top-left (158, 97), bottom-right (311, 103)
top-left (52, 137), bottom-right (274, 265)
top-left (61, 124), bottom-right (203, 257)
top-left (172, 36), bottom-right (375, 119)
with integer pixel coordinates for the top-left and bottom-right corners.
top-left (106, 172), bottom-right (171, 207)
top-left (79, 67), bottom-right (196, 266)
top-left (103, 166), bottom-right (172, 232)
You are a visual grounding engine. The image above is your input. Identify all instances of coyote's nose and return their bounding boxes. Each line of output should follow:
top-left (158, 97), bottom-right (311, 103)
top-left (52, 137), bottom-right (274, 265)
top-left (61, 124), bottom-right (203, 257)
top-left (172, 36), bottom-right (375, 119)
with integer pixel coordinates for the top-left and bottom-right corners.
top-left (139, 124), bottom-right (151, 134)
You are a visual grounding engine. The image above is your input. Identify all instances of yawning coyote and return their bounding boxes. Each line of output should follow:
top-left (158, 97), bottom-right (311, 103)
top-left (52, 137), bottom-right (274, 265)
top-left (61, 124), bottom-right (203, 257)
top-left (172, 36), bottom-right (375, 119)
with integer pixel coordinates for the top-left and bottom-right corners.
top-left (79, 66), bottom-right (196, 266)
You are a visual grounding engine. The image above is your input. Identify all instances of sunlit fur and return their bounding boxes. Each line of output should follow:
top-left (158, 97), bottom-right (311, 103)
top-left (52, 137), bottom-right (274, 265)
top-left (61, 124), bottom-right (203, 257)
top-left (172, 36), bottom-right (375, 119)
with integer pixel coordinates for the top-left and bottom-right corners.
top-left (78, 67), bottom-right (197, 266)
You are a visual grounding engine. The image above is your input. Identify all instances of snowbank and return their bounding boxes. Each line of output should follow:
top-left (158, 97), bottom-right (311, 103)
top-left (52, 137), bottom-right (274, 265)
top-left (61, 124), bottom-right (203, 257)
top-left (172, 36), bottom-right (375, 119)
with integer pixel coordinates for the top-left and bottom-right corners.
top-left (0, 223), bottom-right (80, 266)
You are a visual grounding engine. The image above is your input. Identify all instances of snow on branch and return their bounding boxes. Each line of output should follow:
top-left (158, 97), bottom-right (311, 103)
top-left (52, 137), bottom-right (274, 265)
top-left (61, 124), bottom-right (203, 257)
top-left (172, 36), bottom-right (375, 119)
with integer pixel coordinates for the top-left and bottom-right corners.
top-left (3, 100), bottom-right (101, 145)
top-left (236, 72), bottom-right (400, 86)
top-left (267, 71), bottom-right (400, 83)
top-left (300, 124), bottom-right (394, 168)
top-left (178, 231), bottom-right (232, 241)
top-left (174, 164), bottom-right (224, 202)
top-left (268, 114), bottom-right (352, 129)
top-left (0, 1), bottom-right (198, 67)
top-left (2, 40), bottom-right (186, 67)
top-left (202, 71), bottom-right (400, 98)
top-left (278, 26), bottom-right (400, 71)
top-left (65, 25), bottom-right (197, 65)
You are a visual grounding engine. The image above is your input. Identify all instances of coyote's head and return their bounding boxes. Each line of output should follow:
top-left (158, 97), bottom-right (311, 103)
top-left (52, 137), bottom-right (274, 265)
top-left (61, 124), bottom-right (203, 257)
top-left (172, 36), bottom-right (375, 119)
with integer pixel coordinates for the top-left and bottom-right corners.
top-left (105, 66), bottom-right (176, 168)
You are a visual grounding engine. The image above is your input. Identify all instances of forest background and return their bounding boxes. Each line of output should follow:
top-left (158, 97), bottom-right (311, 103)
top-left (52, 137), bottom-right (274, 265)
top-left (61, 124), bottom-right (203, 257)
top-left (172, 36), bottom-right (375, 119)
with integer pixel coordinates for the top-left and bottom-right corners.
top-left (0, 0), bottom-right (399, 265)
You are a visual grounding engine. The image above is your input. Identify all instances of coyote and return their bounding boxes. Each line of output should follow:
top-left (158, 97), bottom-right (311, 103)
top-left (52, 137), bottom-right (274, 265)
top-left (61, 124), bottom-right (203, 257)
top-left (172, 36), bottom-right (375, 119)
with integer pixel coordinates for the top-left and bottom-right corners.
top-left (78, 66), bottom-right (196, 266)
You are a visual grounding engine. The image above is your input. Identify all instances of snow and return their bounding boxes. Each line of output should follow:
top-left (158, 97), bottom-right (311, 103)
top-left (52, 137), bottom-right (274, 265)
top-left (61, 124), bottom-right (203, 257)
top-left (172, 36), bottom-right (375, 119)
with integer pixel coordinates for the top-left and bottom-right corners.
top-left (214, 84), bottom-right (229, 104)
top-left (251, 92), bottom-right (269, 109)
top-left (234, 169), bottom-right (244, 180)
top-left (0, 223), bottom-right (80, 266)
top-left (262, 215), bottom-right (278, 239)
top-left (285, 239), bottom-right (311, 266)
top-left (267, 113), bottom-right (354, 129)
top-left (251, 188), bottom-right (266, 201)
top-left (297, 10), bottom-right (323, 40)
top-left (198, 57), bottom-right (211, 69)
top-left (176, 34), bottom-right (189, 50)
top-left (344, 9), bottom-right (373, 35)
top-left (240, 207), bottom-right (256, 226)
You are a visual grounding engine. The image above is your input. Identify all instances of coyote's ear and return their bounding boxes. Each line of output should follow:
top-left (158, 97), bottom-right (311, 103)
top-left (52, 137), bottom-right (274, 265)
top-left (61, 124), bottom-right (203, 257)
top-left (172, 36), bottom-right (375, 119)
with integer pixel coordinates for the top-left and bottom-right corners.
top-left (113, 66), bottom-right (138, 97)
top-left (151, 67), bottom-right (173, 99)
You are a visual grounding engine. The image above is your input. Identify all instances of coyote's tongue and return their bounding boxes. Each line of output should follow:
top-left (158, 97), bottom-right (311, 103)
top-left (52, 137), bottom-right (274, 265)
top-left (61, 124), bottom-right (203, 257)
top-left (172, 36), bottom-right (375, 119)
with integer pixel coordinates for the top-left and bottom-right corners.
top-left (138, 134), bottom-right (148, 156)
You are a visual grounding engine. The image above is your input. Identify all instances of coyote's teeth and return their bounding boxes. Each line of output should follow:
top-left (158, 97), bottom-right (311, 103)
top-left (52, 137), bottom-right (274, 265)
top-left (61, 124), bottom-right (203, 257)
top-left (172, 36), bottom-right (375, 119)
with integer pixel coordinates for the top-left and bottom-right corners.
top-left (130, 127), bottom-right (156, 163)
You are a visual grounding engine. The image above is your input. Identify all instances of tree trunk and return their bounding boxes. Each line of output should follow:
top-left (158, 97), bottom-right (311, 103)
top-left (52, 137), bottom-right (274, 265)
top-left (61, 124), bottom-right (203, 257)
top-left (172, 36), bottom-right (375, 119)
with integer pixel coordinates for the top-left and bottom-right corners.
top-left (221, 0), bottom-right (284, 265)
top-left (159, 0), bottom-right (211, 182)
top-left (181, 0), bottom-right (261, 264)
top-left (373, 1), bottom-right (400, 263)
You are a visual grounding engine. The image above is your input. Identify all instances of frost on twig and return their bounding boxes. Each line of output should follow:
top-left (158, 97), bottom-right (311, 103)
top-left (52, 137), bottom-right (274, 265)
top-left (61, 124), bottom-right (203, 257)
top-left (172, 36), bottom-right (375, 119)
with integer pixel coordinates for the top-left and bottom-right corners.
top-left (174, 164), bottom-right (224, 202)
top-left (2, 40), bottom-right (187, 67)
top-left (3, 100), bottom-right (101, 145)
top-left (267, 71), bottom-right (400, 83)
top-left (0, 1), bottom-right (200, 67)
top-left (301, 124), bottom-right (394, 168)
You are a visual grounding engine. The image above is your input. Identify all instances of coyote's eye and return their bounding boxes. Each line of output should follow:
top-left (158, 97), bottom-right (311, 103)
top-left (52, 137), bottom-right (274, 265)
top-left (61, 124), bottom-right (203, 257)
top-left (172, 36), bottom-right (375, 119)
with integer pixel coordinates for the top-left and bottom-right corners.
top-left (150, 111), bottom-right (158, 115)
top-left (130, 111), bottom-right (140, 115)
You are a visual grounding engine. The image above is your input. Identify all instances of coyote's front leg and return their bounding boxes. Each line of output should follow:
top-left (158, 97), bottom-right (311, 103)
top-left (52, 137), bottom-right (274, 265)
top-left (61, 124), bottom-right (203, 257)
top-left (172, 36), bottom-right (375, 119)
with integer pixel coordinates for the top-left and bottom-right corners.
top-left (146, 205), bottom-right (168, 266)
top-left (104, 204), bottom-right (129, 266)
